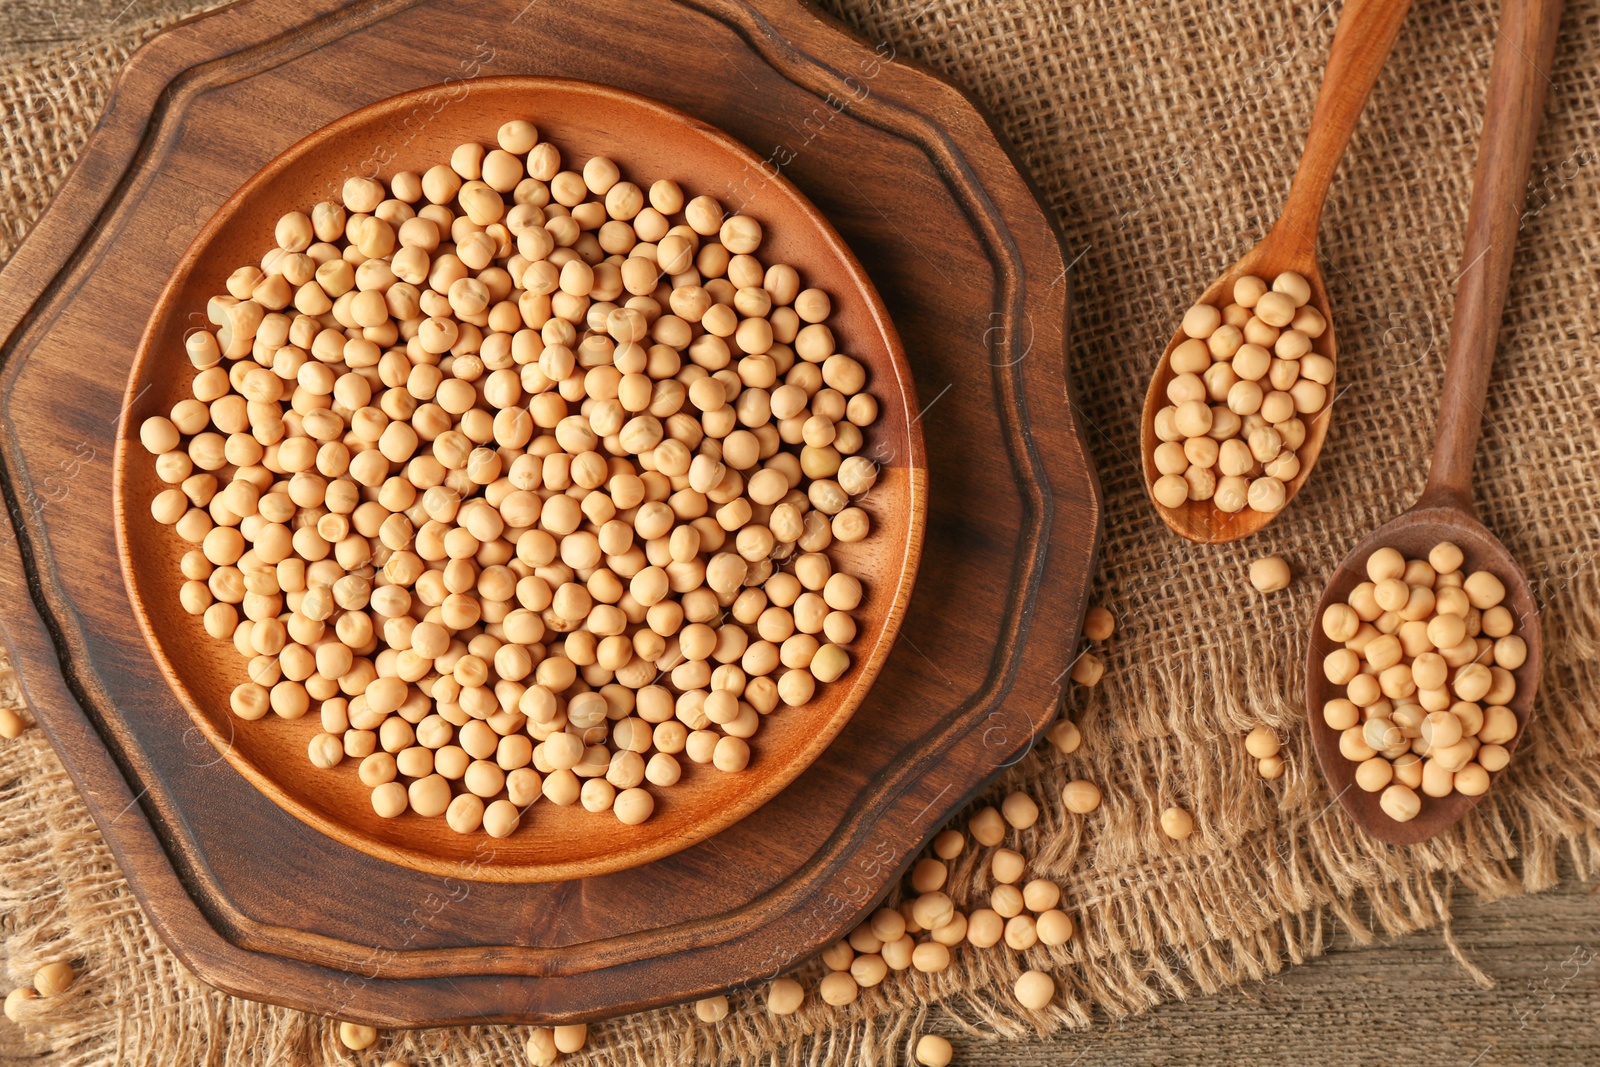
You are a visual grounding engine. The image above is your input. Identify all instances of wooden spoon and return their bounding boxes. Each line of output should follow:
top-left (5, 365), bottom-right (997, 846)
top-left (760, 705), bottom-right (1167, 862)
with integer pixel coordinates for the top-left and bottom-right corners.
top-left (1140, 0), bottom-right (1413, 542)
top-left (1306, 0), bottom-right (1561, 846)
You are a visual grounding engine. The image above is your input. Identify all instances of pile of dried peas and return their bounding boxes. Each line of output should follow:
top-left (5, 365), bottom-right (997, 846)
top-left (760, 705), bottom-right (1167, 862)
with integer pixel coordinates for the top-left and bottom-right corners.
top-left (1321, 543), bottom-right (1522, 822)
top-left (302, 674), bottom-right (1153, 1067)
top-left (705, 604), bottom-right (1126, 1043)
top-left (1151, 271), bottom-right (1330, 514)
top-left (140, 118), bottom-right (883, 835)
top-left (738, 785), bottom-right (1067, 1025)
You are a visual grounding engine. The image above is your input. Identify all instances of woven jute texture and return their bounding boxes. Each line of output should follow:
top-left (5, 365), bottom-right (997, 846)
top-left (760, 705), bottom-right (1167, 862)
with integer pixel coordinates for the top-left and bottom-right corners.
top-left (4, 0), bottom-right (1600, 1063)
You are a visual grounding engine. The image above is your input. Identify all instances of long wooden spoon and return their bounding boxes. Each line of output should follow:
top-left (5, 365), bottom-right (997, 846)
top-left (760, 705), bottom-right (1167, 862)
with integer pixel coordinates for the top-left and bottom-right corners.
top-left (1306, 0), bottom-right (1561, 845)
top-left (1140, 0), bottom-right (1413, 542)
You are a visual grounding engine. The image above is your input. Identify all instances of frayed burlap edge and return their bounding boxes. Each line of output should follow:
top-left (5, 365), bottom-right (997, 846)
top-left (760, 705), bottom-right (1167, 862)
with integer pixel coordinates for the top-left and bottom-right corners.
top-left (8, 640), bottom-right (1600, 1066)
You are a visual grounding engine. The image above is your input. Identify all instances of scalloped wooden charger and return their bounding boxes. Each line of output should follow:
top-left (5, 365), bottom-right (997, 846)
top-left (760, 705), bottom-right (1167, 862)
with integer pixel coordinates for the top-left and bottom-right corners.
top-left (0, 0), bottom-right (1100, 1026)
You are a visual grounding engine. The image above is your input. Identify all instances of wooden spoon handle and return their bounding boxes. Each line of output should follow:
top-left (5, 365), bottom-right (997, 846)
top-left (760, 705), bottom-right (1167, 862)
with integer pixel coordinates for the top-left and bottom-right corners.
top-left (1420, 0), bottom-right (1564, 512)
top-left (1273, 0), bottom-right (1414, 248)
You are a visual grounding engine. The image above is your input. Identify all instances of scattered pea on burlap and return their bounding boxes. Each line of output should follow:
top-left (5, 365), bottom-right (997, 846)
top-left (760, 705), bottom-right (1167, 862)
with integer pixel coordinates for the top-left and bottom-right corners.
top-left (5, 0), bottom-right (1600, 1063)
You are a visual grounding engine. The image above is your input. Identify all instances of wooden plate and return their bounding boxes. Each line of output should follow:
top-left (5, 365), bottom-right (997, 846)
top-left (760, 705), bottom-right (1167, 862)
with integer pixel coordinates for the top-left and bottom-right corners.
top-left (0, 0), bottom-right (1100, 1025)
top-left (113, 77), bottom-right (927, 883)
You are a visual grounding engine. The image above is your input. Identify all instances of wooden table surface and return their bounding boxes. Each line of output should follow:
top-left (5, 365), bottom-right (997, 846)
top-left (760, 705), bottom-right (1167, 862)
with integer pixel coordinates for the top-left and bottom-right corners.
top-left (955, 868), bottom-right (1600, 1065)
top-left (3, 1), bottom-right (1598, 1063)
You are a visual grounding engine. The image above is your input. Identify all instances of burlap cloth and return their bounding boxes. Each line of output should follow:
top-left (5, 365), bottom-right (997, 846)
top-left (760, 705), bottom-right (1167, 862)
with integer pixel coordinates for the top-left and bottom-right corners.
top-left (4, 0), bottom-right (1599, 1062)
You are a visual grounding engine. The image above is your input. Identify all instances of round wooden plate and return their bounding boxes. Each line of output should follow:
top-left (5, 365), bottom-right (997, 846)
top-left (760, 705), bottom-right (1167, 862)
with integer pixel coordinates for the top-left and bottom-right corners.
top-left (113, 77), bottom-right (926, 883)
top-left (0, 0), bottom-right (1100, 1025)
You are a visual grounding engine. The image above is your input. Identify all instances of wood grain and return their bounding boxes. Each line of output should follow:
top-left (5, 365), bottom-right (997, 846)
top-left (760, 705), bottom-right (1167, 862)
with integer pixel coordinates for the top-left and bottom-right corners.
top-left (0, 0), bottom-right (1100, 1026)
top-left (942, 863), bottom-right (1600, 1067)
top-left (1417, 0), bottom-right (1564, 515)
top-left (1305, 0), bottom-right (1560, 846)
top-left (1138, 0), bottom-right (1413, 544)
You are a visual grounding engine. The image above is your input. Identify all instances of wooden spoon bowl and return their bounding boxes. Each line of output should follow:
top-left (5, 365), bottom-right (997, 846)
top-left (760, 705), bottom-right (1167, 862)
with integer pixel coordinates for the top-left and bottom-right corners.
top-left (112, 77), bottom-right (926, 882)
top-left (1140, 237), bottom-right (1336, 543)
top-left (1304, 0), bottom-right (1560, 845)
top-left (1140, 0), bottom-right (1413, 543)
top-left (1306, 505), bottom-right (1542, 845)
